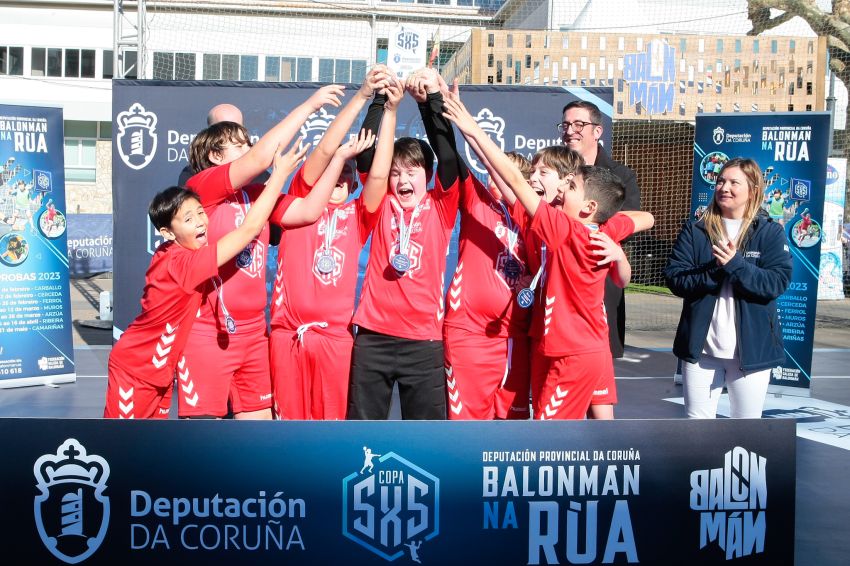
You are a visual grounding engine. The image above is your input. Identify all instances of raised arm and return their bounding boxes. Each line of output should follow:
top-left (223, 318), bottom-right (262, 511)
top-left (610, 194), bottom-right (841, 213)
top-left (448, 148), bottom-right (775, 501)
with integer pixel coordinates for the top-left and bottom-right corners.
top-left (280, 129), bottom-right (376, 227)
top-left (361, 79), bottom-right (404, 214)
top-left (442, 95), bottom-right (539, 215)
top-left (407, 68), bottom-right (468, 189)
top-left (228, 85), bottom-right (344, 190)
top-left (302, 66), bottom-right (391, 186)
top-left (216, 140), bottom-right (308, 266)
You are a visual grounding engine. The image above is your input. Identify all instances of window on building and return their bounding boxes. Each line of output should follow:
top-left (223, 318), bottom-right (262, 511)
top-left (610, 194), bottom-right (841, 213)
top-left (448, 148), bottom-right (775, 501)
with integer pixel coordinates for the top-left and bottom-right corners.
top-left (753, 40), bottom-right (759, 54)
top-left (487, 53), bottom-right (494, 67)
top-left (698, 38), bottom-right (705, 53)
top-left (525, 55), bottom-right (531, 69)
top-left (679, 38), bottom-right (687, 55)
top-left (102, 49), bottom-right (137, 79)
top-left (806, 81), bottom-right (813, 95)
top-left (515, 60), bottom-right (521, 82)
top-left (599, 36), bottom-right (606, 50)
top-left (152, 52), bottom-right (196, 80)
top-left (526, 34), bottom-right (532, 49)
top-left (63, 121), bottom-right (109, 183)
top-left (487, 75), bottom-right (494, 84)
top-left (771, 40), bottom-right (778, 54)
top-left (487, 33), bottom-right (494, 48)
top-left (506, 54), bottom-right (512, 67)
top-left (789, 39), bottom-right (796, 53)
top-left (507, 34), bottom-right (513, 48)
top-left (0, 46), bottom-right (24, 76)
top-left (376, 38), bottom-right (388, 65)
top-left (617, 101), bottom-right (623, 115)
top-left (788, 104), bottom-right (794, 111)
top-left (735, 39), bottom-right (742, 53)
top-left (806, 104), bottom-right (812, 111)
top-left (266, 57), bottom-right (310, 81)
top-left (204, 54), bottom-right (259, 81)
top-left (496, 60), bottom-right (503, 82)
top-left (716, 39), bottom-right (723, 53)
top-left (317, 58), bottom-right (367, 82)
top-left (808, 40), bottom-right (814, 54)
top-left (544, 55), bottom-right (550, 69)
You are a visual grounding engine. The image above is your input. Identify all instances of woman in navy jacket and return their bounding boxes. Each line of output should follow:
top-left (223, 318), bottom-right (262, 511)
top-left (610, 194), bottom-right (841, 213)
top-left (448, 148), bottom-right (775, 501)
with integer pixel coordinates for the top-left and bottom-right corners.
top-left (665, 158), bottom-right (792, 418)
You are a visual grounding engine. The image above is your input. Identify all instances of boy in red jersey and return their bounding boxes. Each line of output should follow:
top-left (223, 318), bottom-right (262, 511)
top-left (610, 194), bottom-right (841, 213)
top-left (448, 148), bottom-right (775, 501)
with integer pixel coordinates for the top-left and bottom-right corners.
top-left (444, 95), bottom-right (652, 419)
top-left (269, 67), bottom-right (391, 420)
top-left (179, 85), bottom-right (344, 420)
top-left (104, 141), bottom-right (308, 419)
top-left (270, 67), bottom-right (395, 421)
top-left (347, 67), bottom-right (468, 420)
top-left (443, 151), bottom-right (533, 420)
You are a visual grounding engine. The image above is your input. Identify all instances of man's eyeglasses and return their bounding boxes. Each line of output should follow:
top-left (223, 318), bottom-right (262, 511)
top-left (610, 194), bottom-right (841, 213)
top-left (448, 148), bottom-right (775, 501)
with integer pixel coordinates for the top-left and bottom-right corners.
top-left (556, 120), bottom-right (598, 134)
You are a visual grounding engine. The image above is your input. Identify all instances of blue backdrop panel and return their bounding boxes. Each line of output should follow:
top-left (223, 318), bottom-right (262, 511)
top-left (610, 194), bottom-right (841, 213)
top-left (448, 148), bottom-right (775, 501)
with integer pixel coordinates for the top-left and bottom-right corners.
top-left (112, 80), bottom-right (613, 339)
top-left (67, 214), bottom-right (113, 277)
top-left (691, 113), bottom-right (830, 395)
top-left (0, 104), bottom-right (75, 387)
top-left (0, 419), bottom-right (794, 565)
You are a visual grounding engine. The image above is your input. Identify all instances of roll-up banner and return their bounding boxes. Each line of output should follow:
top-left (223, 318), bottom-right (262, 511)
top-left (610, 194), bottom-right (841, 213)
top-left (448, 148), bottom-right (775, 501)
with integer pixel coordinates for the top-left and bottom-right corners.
top-left (692, 112), bottom-right (830, 396)
top-left (0, 104), bottom-right (75, 388)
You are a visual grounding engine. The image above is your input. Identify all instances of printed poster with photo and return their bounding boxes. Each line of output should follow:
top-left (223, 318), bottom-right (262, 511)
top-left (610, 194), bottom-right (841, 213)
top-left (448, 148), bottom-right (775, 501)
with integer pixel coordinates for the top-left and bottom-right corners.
top-left (692, 112), bottom-right (830, 396)
top-left (0, 104), bottom-right (75, 388)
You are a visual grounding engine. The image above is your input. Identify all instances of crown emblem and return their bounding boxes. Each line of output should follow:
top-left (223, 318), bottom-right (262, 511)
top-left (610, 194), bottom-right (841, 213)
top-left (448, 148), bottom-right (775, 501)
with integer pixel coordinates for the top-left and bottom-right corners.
top-left (117, 103), bottom-right (157, 131)
top-left (475, 108), bottom-right (506, 137)
top-left (301, 108), bottom-right (336, 147)
top-left (34, 439), bottom-right (109, 490)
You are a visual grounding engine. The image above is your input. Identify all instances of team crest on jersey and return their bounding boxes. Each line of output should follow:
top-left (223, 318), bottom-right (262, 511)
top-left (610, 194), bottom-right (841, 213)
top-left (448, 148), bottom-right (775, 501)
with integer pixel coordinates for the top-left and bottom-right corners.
top-left (33, 439), bottom-right (110, 564)
top-left (116, 102), bottom-right (158, 170)
top-left (465, 109), bottom-right (505, 175)
top-left (300, 108), bottom-right (336, 148)
top-left (342, 447), bottom-right (439, 562)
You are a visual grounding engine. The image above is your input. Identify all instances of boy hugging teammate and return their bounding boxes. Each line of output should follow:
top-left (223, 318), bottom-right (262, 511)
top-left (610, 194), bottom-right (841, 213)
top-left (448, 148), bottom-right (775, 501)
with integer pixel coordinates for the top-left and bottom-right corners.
top-left (347, 67), bottom-right (469, 420)
top-left (443, 94), bottom-right (654, 419)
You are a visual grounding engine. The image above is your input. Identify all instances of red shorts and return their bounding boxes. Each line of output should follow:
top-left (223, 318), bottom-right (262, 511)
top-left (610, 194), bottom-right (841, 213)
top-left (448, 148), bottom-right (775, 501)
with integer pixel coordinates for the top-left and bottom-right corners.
top-left (443, 326), bottom-right (530, 420)
top-left (270, 326), bottom-right (353, 420)
top-left (178, 327), bottom-right (272, 418)
top-left (591, 370), bottom-right (618, 405)
top-left (104, 359), bottom-right (173, 419)
top-left (530, 346), bottom-right (613, 420)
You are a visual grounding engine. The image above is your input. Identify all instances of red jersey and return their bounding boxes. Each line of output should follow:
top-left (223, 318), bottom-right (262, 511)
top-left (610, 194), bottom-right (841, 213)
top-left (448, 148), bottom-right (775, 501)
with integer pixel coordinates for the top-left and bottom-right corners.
top-left (509, 199), bottom-right (547, 340)
top-left (353, 179), bottom-right (460, 341)
top-left (530, 206), bottom-right (635, 357)
top-left (270, 168), bottom-right (375, 338)
top-left (445, 175), bottom-right (530, 338)
top-left (110, 241), bottom-right (218, 386)
top-left (186, 163), bottom-right (294, 334)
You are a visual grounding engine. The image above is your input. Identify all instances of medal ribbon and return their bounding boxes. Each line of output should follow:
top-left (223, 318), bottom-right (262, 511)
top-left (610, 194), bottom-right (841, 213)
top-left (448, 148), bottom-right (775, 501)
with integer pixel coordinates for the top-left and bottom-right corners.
top-left (391, 198), bottom-right (423, 256)
top-left (495, 200), bottom-right (519, 259)
top-left (322, 208), bottom-right (340, 253)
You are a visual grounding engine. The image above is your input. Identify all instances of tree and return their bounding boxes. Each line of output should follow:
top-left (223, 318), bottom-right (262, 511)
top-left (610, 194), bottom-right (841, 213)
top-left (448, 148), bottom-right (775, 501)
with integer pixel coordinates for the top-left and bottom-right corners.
top-left (748, 0), bottom-right (850, 218)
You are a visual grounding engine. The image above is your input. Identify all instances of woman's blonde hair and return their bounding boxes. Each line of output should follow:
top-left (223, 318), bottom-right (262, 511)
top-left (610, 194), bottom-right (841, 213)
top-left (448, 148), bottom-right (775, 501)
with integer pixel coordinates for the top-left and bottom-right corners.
top-left (701, 157), bottom-right (764, 247)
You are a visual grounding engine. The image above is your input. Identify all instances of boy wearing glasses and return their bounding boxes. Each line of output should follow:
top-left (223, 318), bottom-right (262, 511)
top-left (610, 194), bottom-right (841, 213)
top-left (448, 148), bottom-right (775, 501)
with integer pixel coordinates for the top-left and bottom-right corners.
top-left (559, 100), bottom-right (641, 419)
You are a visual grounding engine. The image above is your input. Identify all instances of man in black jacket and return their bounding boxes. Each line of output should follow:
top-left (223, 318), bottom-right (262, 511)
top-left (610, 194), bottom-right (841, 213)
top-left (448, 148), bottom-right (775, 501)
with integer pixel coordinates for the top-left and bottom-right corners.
top-left (560, 100), bottom-right (641, 417)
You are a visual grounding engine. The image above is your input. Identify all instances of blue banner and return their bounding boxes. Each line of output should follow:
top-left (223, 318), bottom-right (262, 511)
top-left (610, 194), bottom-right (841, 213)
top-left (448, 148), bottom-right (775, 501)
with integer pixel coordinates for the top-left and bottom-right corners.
top-left (66, 214), bottom-right (113, 277)
top-left (0, 419), bottom-right (795, 564)
top-left (692, 113), bottom-right (830, 395)
top-left (112, 81), bottom-right (613, 339)
top-left (0, 104), bottom-right (75, 388)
